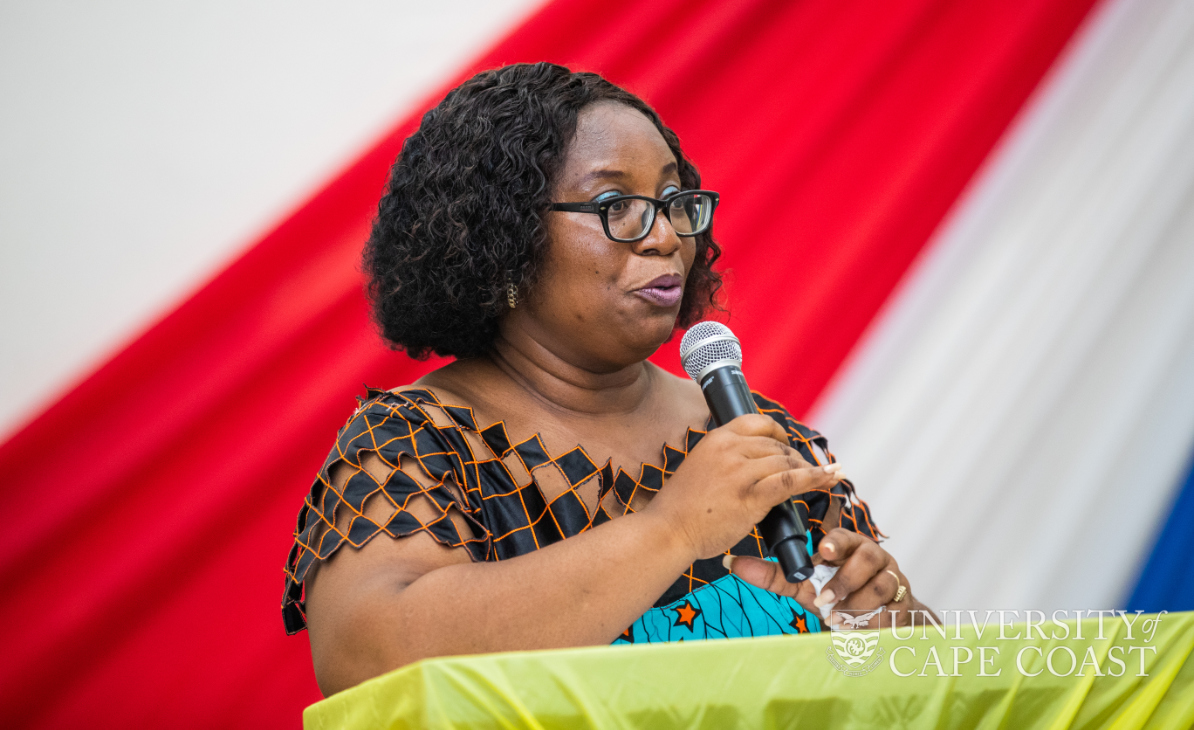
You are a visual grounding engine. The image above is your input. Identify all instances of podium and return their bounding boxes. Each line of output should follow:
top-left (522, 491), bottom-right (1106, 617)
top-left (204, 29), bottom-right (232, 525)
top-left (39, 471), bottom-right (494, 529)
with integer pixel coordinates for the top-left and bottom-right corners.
top-left (305, 612), bottom-right (1194, 729)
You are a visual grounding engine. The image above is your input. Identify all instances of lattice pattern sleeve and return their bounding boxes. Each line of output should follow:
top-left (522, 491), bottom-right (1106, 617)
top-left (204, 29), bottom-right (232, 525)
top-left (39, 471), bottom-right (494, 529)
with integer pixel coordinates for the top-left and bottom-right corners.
top-left (282, 388), bottom-right (489, 634)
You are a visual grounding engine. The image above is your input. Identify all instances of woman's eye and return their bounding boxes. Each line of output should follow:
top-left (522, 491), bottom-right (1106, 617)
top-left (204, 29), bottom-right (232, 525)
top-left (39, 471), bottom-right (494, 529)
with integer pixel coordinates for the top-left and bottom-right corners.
top-left (607, 200), bottom-right (630, 216)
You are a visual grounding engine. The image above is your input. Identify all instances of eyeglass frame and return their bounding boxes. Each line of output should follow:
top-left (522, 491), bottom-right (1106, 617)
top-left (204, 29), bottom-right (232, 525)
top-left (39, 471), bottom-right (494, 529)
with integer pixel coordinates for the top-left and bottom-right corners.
top-left (548, 189), bottom-right (720, 243)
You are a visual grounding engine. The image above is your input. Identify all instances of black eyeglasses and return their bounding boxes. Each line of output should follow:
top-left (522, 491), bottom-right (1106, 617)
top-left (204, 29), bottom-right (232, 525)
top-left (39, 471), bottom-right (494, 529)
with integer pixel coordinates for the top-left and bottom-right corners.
top-left (549, 189), bottom-right (719, 243)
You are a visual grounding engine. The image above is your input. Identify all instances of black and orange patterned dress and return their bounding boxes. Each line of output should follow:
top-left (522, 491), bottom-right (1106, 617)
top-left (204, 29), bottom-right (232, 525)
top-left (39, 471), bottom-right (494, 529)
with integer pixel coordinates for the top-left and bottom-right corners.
top-left (283, 388), bottom-right (879, 643)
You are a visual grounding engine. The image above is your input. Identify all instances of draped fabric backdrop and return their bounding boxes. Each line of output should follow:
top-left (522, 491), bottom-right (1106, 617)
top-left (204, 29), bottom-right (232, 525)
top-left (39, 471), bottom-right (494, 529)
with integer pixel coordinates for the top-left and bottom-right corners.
top-left (810, 0), bottom-right (1194, 614)
top-left (8, 0), bottom-right (1194, 726)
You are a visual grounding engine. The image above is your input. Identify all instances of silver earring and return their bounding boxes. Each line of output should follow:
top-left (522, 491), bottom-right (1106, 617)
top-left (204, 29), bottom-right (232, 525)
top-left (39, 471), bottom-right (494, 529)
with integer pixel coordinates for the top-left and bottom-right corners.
top-left (506, 282), bottom-right (519, 309)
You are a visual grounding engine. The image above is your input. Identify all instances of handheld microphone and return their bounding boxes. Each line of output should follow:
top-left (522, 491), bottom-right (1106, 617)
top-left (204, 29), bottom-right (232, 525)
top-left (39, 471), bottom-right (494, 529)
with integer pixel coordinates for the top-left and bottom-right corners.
top-left (679, 321), bottom-right (815, 583)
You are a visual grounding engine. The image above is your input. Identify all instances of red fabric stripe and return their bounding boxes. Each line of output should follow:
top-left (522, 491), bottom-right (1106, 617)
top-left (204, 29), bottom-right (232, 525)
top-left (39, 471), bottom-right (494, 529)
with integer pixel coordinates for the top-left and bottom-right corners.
top-left (0, 0), bottom-right (1097, 725)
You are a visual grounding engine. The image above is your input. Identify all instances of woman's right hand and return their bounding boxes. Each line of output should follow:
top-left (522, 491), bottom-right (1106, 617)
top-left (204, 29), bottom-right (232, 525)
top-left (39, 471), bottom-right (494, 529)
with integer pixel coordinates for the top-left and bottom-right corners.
top-left (646, 413), bottom-right (843, 560)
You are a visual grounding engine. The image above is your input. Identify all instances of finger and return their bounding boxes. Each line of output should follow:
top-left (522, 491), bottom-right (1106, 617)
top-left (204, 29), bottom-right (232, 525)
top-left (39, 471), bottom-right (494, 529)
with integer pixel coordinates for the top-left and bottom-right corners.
top-left (749, 458), bottom-right (845, 494)
top-left (722, 554), bottom-right (818, 604)
top-left (815, 536), bottom-right (889, 610)
top-left (737, 436), bottom-right (801, 461)
top-left (868, 586), bottom-right (916, 630)
top-left (817, 528), bottom-right (869, 565)
top-left (746, 448), bottom-right (813, 478)
top-left (828, 564), bottom-right (915, 630)
top-left (834, 566), bottom-right (900, 612)
top-left (751, 463), bottom-right (842, 504)
top-left (722, 413), bottom-right (789, 443)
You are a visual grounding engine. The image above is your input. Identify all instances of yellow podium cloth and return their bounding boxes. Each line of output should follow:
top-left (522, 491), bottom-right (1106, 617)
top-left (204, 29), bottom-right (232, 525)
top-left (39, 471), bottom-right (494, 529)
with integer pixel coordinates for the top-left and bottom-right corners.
top-left (304, 612), bottom-right (1194, 729)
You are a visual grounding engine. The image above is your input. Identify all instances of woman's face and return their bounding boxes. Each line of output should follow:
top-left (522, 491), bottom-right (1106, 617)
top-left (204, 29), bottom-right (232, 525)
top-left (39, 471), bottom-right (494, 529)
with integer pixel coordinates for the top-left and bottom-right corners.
top-left (511, 101), bottom-right (697, 372)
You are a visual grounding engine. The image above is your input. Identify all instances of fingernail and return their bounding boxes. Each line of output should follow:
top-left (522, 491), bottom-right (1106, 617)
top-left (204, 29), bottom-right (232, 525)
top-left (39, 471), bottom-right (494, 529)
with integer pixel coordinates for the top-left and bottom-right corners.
top-left (824, 542), bottom-right (836, 555)
top-left (722, 554), bottom-right (735, 572)
top-left (814, 588), bottom-right (836, 607)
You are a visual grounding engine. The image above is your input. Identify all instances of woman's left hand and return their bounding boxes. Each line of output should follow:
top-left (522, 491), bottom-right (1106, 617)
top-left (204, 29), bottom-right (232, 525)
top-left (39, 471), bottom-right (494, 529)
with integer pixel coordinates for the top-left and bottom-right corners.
top-left (726, 527), bottom-right (926, 629)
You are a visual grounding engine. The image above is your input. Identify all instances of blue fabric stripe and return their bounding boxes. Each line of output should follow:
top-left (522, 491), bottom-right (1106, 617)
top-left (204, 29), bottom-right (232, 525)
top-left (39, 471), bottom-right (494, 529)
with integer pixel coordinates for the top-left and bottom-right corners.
top-left (1126, 446), bottom-right (1194, 612)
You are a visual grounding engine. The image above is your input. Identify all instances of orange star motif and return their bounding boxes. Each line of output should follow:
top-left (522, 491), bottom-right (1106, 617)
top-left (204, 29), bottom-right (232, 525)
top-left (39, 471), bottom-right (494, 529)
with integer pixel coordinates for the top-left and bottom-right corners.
top-left (789, 611), bottom-right (809, 634)
top-left (672, 600), bottom-right (702, 630)
top-left (619, 626), bottom-right (634, 643)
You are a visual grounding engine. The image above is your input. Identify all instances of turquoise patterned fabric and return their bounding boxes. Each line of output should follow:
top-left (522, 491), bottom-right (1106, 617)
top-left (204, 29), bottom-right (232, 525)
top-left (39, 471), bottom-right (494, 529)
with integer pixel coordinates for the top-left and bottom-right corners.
top-left (614, 566), bottom-right (821, 644)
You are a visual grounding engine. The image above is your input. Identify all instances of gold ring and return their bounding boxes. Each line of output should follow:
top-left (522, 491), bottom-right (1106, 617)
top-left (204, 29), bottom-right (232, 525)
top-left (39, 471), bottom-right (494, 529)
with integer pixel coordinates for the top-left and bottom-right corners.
top-left (886, 569), bottom-right (907, 603)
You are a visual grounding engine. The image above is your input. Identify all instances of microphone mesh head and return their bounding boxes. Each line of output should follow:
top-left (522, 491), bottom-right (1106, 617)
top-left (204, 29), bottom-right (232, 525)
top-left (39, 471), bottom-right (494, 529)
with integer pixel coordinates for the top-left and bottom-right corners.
top-left (679, 321), bottom-right (742, 382)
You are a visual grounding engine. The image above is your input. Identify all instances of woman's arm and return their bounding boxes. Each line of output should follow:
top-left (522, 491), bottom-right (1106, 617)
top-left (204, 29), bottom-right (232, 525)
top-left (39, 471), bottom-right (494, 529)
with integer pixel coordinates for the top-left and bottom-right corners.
top-left (306, 503), bottom-right (687, 695)
top-left (304, 413), bottom-right (842, 696)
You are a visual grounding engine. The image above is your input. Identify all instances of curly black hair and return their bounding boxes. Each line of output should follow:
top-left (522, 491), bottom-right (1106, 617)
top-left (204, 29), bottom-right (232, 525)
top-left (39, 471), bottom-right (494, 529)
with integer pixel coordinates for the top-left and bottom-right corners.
top-left (364, 62), bottom-right (723, 359)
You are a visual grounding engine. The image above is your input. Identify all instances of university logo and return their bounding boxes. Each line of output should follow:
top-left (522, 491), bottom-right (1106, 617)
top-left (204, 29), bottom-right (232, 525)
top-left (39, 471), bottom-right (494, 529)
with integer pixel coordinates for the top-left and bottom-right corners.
top-left (825, 608), bottom-right (885, 677)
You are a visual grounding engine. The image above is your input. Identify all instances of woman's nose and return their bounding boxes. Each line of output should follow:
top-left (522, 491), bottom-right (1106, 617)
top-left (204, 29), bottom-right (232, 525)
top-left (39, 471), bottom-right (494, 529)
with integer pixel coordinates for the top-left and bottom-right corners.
top-left (634, 209), bottom-right (682, 256)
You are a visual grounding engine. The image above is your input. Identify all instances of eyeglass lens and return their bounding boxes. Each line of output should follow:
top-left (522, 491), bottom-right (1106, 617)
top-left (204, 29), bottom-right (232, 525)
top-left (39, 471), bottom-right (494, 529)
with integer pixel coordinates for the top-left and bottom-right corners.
top-left (606, 193), bottom-right (714, 241)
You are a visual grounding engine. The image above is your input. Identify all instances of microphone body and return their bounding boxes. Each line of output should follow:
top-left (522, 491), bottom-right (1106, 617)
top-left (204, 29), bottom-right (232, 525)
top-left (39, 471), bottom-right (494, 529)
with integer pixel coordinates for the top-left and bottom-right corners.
top-left (681, 324), bottom-right (815, 583)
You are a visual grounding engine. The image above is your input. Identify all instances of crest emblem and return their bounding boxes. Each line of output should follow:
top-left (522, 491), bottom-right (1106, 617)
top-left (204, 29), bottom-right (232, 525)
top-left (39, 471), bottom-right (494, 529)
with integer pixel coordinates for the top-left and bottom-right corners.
top-left (825, 608), bottom-right (885, 676)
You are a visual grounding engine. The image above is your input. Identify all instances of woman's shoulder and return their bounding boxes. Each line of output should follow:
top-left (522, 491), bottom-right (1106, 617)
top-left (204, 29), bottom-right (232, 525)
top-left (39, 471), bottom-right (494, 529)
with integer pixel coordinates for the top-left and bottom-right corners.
top-left (324, 383), bottom-right (489, 479)
top-left (749, 392), bottom-right (822, 438)
top-left (643, 366), bottom-right (825, 445)
top-left (344, 357), bottom-right (494, 432)
top-left (339, 385), bottom-right (452, 430)
top-left (746, 391), bottom-right (836, 467)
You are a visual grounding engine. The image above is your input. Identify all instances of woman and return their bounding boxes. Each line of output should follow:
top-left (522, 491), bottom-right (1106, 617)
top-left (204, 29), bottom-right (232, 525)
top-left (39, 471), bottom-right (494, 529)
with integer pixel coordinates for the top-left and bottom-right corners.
top-left (283, 62), bottom-right (931, 696)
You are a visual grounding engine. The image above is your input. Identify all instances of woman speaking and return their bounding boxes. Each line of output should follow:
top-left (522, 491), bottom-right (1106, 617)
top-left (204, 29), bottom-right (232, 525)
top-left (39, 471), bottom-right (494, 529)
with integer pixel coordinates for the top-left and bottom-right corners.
top-left (282, 62), bottom-right (931, 696)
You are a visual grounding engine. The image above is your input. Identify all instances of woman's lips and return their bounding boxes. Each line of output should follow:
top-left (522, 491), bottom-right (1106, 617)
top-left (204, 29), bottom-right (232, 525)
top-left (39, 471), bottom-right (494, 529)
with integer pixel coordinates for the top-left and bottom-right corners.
top-left (634, 274), bottom-right (684, 308)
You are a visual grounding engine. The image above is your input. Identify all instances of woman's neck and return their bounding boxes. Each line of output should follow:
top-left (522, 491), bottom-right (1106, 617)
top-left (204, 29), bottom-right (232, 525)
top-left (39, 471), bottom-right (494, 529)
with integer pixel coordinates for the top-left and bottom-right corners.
top-left (487, 328), bottom-right (657, 418)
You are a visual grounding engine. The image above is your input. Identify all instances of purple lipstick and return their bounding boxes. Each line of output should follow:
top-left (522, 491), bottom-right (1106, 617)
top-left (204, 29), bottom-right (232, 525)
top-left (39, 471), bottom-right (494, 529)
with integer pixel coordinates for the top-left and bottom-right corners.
top-left (634, 274), bottom-right (684, 308)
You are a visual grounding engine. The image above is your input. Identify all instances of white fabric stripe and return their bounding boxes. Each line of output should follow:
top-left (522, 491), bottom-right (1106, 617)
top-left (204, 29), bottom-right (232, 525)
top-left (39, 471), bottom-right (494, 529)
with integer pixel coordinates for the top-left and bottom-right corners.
top-left (0, 0), bottom-right (544, 440)
top-left (810, 0), bottom-right (1194, 612)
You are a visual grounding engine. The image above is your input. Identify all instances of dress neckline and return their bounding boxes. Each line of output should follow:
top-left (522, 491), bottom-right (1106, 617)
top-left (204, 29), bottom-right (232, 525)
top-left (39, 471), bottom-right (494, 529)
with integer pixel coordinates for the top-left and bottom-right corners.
top-left (390, 386), bottom-right (710, 495)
